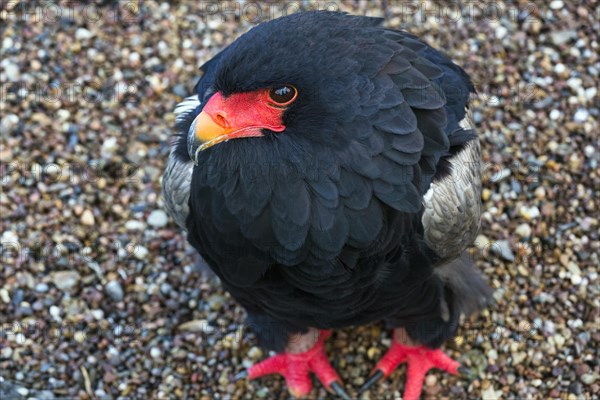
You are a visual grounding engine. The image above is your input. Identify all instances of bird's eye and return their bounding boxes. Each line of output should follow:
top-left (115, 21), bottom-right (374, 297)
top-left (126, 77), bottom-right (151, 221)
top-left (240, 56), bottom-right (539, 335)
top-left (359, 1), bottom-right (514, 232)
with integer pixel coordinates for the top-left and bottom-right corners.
top-left (268, 85), bottom-right (297, 106)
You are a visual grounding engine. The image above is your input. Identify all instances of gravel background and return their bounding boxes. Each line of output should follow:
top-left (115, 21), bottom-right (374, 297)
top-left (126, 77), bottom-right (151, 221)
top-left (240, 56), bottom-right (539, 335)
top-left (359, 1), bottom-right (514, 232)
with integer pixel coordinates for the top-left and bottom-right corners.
top-left (1, 1), bottom-right (598, 399)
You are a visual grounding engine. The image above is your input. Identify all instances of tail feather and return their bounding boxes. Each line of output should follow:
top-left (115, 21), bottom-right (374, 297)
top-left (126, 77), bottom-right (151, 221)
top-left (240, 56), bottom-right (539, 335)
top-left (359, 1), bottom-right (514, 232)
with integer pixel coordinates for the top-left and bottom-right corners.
top-left (434, 252), bottom-right (493, 319)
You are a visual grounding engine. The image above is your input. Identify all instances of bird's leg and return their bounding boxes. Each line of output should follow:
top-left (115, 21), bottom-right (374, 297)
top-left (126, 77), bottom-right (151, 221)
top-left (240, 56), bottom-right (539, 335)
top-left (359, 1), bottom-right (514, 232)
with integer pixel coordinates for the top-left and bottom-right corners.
top-left (235, 328), bottom-right (350, 399)
top-left (359, 327), bottom-right (467, 400)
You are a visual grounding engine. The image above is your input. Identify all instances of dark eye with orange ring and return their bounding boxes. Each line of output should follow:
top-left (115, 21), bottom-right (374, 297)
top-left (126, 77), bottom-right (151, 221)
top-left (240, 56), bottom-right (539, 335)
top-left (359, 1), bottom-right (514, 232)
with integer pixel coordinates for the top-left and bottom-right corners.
top-left (268, 85), bottom-right (298, 106)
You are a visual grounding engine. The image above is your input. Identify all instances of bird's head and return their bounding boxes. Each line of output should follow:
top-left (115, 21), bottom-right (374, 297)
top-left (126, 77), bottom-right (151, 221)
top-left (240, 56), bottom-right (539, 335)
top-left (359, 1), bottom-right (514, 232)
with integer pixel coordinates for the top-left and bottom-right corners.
top-left (186, 11), bottom-right (398, 165)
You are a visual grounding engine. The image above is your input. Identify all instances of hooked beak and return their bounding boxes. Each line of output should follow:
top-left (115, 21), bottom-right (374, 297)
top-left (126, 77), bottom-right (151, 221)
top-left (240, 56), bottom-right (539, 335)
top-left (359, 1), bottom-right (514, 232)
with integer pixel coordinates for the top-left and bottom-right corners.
top-left (187, 111), bottom-right (263, 165)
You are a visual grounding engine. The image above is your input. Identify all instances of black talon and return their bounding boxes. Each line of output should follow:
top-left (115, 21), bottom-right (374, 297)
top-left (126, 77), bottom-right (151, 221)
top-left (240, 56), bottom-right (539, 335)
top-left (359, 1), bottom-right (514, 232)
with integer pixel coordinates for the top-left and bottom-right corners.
top-left (358, 370), bottom-right (384, 394)
top-left (330, 381), bottom-right (352, 400)
top-left (233, 370), bottom-right (248, 381)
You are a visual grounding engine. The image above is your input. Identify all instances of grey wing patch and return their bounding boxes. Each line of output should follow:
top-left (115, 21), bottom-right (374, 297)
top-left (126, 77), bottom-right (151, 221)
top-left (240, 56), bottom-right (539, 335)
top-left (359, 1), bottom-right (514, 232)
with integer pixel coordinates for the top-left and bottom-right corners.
top-left (422, 138), bottom-right (482, 261)
top-left (162, 151), bottom-right (193, 230)
top-left (161, 96), bottom-right (200, 230)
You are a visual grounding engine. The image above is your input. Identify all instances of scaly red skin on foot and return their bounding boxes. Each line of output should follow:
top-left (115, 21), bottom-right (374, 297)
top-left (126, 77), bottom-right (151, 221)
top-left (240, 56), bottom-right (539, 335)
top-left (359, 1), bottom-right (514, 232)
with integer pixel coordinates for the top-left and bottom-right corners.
top-left (372, 339), bottom-right (460, 400)
top-left (246, 330), bottom-right (342, 398)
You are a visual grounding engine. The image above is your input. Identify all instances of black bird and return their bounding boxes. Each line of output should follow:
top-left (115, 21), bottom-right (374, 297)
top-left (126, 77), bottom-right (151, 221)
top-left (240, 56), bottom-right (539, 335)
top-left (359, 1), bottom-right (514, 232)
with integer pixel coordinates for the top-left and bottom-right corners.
top-left (163, 11), bottom-right (491, 399)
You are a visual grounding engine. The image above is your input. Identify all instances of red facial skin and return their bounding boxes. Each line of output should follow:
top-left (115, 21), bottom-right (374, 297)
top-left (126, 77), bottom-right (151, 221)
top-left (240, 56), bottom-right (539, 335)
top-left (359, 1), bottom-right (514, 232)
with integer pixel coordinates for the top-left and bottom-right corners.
top-left (193, 89), bottom-right (295, 151)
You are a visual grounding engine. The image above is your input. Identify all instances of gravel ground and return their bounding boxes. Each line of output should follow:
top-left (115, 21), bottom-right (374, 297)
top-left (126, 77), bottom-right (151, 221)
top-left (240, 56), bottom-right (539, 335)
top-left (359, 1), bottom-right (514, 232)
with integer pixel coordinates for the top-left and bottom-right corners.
top-left (1, 1), bottom-right (598, 399)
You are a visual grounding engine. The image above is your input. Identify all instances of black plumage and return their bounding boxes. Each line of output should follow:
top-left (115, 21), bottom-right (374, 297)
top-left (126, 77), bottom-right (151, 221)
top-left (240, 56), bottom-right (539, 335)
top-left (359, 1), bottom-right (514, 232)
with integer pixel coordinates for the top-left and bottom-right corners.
top-left (170, 12), bottom-right (484, 352)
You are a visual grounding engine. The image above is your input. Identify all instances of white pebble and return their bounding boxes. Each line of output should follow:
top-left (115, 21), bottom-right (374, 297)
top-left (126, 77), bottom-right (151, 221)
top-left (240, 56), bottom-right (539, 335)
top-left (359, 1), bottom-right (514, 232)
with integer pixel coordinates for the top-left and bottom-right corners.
top-left (567, 77), bottom-right (582, 91)
top-left (2, 37), bottom-right (13, 49)
top-left (584, 145), bottom-right (595, 157)
top-left (495, 26), bottom-right (508, 40)
top-left (573, 108), bottom-right (589, 122)
top-left (515, 223), bottom-right (532, 238)
top-left (57, 109), bottom-right (71, 121)
top-left (3, 62), bottom-right (19, 80)
top-left (581, 374), bottom-right (597, 385)
top-left (91, 309), bottom-right (104, 320)
top-left (75, 28), bottom-right (94, 40)
top-left (129, 52), bottom-right (141, 64)
top-left (101, 137), bottom-right (118, 158)
top-left (549, 109), bottom-right (561, 120)
top-left (554, 63), bottom-right (566, 75)
top-left (1, 347), bottom-right (13, 359)
top-left (134, 245), bottom-right (149, 260)
top-left (554, 334), bottom-right (565, 349)
top-left (550, 0), bottom-right (564, 9)
top-left (247, 346), bottom-right (263, 360)
top-left (81, 209), bottom-right (95, 226)
top-left (0, 288), bottom-right (10, 304)
top-left (567, 262), bottom-right (582, 275)
top-left (125, 220), bottom-right (146, 231)
top-left (150, 347), bottom-right (161, 358)
top-left (35, 283), bottom-right (49, 293)
top-left (544, 320), bottom-right (555, 334)
top-left (49, 305), bottom-right (61, 320)
top-left (1, 230), bottom-right (19, 244)
top-left (585, 87), bottom-right (597, 100)
top-left (147, 209), bottom-right (168, 228)
top-left (519, 205), bottom-right (540, 220)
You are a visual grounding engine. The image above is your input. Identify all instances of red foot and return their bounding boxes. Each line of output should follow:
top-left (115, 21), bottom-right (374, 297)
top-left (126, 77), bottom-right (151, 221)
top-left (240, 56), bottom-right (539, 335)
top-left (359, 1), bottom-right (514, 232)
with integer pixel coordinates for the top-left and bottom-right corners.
top-left (245, 330), bottom-right (346, 398)
top-left (370, 338), bottom-right (460, 400)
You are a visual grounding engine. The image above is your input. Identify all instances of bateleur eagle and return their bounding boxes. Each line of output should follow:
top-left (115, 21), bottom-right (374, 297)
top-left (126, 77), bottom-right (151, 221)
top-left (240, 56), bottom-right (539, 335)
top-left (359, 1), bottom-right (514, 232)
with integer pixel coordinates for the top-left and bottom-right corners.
top-left (163, 11), bottom-right (491, 399)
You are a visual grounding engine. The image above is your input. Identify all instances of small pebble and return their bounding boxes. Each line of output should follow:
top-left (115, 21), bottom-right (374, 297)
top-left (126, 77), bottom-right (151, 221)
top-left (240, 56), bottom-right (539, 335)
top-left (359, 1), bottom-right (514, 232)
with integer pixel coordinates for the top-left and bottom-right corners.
top-left (51, 271), bottom-right (81, 291)
top-left (581, 374), bottom-right (597, 385)
top-left (125, 220), bottom-right (146, 230)
top-left (425, 375), bottom-right (437, 386)
top-left (573, 108), bottom-right (589, 123)
top-left (105, 280), bottom-right (124, 301)
top-left (247, 347), bottom-right (263, 360)
top-left (150, 347), bottom-right (162, 359)
top-left (492, 240), bottom-right (515, 261)
top-left (515, 223), bottom-right (532, 238)
top-left (75, 28), bottom-right (94, 40)
top-left (0, 289), bottom-right (9, 304)
top-left (148, 209), bottom-right (168, 228)
top-left (134, 245), bottom-right (149, 260)
top-left (208, 294), bottom-right (225, 310)
top-left (35, 283), bottom-right (49, 293)
top-left (549, 109), bottom-right (561, 120)
top-left (1, 347), bottom-right (13, 359)
top-left (80, 209), bottom-right (95, 226)
top-left (583, 145), bottom-right (594, 158)
top-left (49, 305), bottom-right (61, 320)
top-left (178, 319), bottom-right (211, 333)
